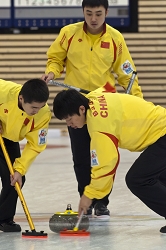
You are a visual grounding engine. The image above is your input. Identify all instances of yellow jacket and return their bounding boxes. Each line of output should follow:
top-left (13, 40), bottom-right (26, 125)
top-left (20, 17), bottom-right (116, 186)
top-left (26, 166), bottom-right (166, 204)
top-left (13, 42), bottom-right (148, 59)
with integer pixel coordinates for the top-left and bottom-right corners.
top-left (0, 79), bottom-right (52, 175)
top-left (46, 22), bottom-right (142, 98)
top-left (84, 89), bottom-right (166, 199)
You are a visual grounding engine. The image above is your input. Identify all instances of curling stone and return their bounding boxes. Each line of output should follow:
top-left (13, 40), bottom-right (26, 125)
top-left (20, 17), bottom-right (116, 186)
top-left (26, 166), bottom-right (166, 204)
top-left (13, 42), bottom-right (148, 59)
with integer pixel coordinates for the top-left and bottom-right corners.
top-left (49, 204), bottom-right (89, 233)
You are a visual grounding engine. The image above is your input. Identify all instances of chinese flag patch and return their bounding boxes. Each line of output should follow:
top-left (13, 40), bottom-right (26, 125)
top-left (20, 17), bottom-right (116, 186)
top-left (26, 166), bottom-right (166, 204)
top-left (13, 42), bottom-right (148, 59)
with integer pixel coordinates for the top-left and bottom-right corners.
top-left (101, 41), bottom-right (110, 49)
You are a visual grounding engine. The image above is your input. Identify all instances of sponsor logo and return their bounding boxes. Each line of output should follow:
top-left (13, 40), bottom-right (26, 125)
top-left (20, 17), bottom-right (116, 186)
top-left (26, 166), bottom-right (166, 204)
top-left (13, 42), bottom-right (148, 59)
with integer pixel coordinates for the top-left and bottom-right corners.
top-left (38, 128), bottom-right (47, 145)
top-left (121, 60), bottom-right (133, 75)
top-left (91, 150), bottom-right (99, 166)
top-left (4, 109), bottom-right (8, 113)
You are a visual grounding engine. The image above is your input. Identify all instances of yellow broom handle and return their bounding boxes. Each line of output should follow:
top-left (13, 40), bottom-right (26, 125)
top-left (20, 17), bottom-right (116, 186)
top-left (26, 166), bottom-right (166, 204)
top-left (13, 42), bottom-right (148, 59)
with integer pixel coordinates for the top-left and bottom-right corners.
top-left (0, 135), bottom-right (35, 231)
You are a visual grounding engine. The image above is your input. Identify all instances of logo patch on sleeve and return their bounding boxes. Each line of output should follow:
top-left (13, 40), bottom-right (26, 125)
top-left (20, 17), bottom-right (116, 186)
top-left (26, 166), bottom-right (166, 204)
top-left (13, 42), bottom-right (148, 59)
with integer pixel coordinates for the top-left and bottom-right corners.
top-left (38, 129), bottom-right (47, 145)
top-left (121, 60), bottom-right (133, 75)
top-left (91, 150), bottom-right (99, 167)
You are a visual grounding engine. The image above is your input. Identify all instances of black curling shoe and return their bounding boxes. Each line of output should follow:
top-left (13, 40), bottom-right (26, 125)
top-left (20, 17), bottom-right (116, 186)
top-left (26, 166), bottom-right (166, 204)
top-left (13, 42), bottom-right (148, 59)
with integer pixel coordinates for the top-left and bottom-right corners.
top-left (94, 202), bottom-right (110, 216)
top-left (0, 221), bottom-right (21, 232)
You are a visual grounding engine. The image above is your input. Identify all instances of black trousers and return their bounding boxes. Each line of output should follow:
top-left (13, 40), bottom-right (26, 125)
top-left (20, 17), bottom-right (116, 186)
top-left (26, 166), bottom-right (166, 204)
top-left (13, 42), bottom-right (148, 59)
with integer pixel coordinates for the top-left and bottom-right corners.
top-left (0, 138), bottom-right (25, 223)
top-left (126, 134), bottom-right (166, 218)
top-left (68, 124), bottom-right (110, 206)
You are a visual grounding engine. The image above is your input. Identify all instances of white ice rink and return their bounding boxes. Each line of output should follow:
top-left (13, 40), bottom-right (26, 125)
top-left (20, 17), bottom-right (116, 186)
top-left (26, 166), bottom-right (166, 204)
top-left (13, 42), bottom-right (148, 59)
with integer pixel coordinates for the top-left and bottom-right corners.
top-left (0, 129), bottom-right (166, 250)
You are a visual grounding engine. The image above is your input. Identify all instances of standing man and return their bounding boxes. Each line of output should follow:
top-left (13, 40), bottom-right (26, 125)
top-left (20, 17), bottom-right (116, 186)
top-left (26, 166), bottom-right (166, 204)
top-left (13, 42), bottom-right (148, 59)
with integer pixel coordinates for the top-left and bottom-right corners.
top-left (0, 78), bottom-right (51, 232)
top-left (42, 0), bottom-right (143, 217)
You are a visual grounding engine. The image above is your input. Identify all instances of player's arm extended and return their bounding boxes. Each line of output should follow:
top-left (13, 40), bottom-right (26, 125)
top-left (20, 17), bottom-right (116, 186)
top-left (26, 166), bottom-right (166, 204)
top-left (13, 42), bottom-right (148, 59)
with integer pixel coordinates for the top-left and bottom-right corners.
top-left (84, 131), bottom-right (119, 200)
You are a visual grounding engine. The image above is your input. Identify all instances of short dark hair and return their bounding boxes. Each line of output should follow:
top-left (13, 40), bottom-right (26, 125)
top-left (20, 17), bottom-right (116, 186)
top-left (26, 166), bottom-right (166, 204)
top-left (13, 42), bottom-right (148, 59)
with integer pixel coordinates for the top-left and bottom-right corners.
top-left (19, 78), bottom-right (49, 103)
top-left (53, 89), bottom-right (89, 120)
top-left (82, 0), bottom-right (108, 10)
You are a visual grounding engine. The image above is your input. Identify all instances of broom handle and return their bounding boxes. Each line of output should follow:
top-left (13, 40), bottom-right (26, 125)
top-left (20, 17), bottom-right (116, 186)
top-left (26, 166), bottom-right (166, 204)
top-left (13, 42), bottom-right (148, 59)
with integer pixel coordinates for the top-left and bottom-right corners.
top-left (49, 71), bottom-right (137, 95)
top-left (126, 71), bottom-right (137, 94)
top-left (49, 80), bottom-right (89, 94)
top-left (0, 135), bottom-right (36, 232)
top-left (73, 210), bottom-right (84, 231)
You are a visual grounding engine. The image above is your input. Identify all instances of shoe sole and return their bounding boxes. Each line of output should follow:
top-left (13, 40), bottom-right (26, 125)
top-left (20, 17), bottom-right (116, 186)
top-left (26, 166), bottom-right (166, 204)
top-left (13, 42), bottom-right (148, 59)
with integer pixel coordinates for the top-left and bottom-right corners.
top-left (0, 229), bottom-right (21, 232)
top-left (0, 226), bottom-right (21, 232)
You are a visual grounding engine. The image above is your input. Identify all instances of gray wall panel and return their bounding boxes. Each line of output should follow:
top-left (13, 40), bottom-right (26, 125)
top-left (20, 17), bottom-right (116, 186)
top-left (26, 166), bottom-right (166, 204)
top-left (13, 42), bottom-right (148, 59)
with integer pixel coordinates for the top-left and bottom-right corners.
top-left (0, 9), bottom-right (10, 18)
top-left (14, 7), bottom-right (127, 18)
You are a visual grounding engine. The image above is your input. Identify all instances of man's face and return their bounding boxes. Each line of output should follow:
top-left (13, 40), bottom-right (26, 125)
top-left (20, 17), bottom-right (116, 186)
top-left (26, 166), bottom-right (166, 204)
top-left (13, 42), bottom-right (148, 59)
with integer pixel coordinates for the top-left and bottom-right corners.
top-left (65, 106), bottom-right (86, 129)
top-left (83, 6), bottom-right (108, 34)
top-left (19, 95), bottom-right (46, 116)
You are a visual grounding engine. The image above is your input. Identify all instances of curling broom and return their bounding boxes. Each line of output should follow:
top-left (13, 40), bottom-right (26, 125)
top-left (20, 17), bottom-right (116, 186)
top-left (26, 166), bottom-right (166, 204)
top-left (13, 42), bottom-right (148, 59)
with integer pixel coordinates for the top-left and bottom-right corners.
top-left (0, 135), bottom-right (47, 238)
